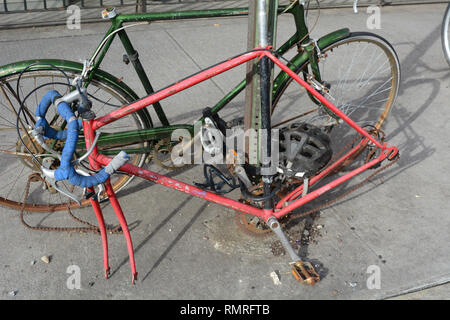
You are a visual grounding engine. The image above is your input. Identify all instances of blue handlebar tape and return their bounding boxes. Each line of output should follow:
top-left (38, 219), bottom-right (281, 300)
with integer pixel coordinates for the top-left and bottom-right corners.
top-left (35, 90), bottom-right (67, 140)
top-left (36, 90), bottom-right (113, 188)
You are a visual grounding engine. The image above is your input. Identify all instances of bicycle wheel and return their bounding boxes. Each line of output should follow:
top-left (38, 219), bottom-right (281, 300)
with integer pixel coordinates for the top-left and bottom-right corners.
top-left (442, 3), bottom-right (450, 66)
top-left (272, 32), bottom-right (400, 152)
top-left (0, 64), bottom-right (152, 212)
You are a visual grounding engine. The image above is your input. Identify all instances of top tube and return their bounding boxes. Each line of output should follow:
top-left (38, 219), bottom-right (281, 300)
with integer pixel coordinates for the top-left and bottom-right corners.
top-left (112, 5), bottom-right (292, 25)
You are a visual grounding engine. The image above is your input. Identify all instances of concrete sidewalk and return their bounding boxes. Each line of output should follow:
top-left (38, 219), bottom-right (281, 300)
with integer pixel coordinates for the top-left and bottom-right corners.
top-left (0, 4), bottom-right (449, 300)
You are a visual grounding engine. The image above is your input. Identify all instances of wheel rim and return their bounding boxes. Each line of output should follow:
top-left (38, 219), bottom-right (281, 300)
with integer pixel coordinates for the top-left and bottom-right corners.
top-left (443, 4), bottom-right (450, 66)
top-left (272, 34), bottom-right (400, 136)
top-left (0, 69), bottom-right (148, 212)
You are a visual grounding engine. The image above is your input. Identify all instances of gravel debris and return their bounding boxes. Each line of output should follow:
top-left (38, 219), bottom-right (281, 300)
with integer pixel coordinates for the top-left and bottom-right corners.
top-left (270, 271), bottom-right (282, 285)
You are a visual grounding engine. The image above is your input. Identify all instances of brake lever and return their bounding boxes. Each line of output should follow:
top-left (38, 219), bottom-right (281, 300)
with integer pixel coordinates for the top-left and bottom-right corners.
top-left (44, 175), bottom-right (82, 206)
top-left (42, 165), bottom-right (107, 206)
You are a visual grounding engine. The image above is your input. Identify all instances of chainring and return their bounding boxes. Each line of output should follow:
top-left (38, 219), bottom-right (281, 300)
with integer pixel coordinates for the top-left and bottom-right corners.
top-left (234, 183), bottom-right (291, 237)
top-left (235, 210), bottom-right (272, 237)
top-left (152, 138), bottom-right (189, 171)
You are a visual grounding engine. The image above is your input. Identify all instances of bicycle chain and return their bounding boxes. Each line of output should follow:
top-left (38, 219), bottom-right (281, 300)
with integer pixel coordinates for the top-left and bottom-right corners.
top-left (19, 173), bottom-right (123, 234)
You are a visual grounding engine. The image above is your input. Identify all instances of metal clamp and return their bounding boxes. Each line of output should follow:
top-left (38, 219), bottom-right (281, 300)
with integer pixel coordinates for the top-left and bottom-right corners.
top-left (54, 87), bottom-right (87, 107)
top-left (102, 7), bottom-right (117, 20)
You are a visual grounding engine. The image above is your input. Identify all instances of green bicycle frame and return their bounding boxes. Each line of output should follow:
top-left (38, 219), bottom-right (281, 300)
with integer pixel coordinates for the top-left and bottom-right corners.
top-left (0, 2), bottom-right (350, 155)
top-left (81, 2), bottom-right (349, 153)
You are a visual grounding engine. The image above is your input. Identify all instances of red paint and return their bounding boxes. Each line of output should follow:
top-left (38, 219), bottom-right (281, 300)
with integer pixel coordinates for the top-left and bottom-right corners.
top-left (95, 153), bottom-right (265, 219)
top-left (263, 51), bottom-right (385, 149)
top-left (276, 138), bottom-right (371, 209)
top-left (104, 180), bottom-right (138, 284)
top-left (89, 193), bottom-right (110, 279)
top-left (82, 119), bottom-right (101, 171)
top-left (273, 147), bottom-right (396, 219)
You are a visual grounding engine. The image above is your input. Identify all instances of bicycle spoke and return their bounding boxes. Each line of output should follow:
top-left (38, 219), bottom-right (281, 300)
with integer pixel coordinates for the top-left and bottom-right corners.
top-left (272, 33), bottom-right (399, 173)
top-left (4, 165), bottom-right (25, 200)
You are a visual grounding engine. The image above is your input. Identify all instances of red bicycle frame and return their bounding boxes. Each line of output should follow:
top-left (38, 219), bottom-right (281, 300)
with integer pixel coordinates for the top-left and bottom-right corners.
top-left (82, 47), bottom-right (399, 283)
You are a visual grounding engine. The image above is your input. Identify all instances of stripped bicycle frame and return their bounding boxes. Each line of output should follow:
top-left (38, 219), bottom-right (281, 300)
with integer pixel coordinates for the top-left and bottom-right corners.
top-left (81, 46), bottom-right (399, 282)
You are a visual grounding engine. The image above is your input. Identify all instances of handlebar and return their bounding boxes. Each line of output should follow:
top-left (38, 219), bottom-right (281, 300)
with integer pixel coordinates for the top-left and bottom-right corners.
top-left (34, 90), bottom-right (129, 188)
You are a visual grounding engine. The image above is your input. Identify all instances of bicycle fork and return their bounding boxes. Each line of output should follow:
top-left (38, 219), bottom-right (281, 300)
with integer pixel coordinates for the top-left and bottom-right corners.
top-left (83, 121), bottom-right (138, 284)
top-left (87, 181), bottom-right (138, 284)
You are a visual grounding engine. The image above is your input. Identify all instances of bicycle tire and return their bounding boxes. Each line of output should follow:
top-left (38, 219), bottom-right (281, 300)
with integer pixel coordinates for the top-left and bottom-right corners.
top-left (442, 3), bottom-right (450, 66)
top-left (272, 31), bottom-right (400, 148)
top-left (0, 62), bottom-right (153, 212)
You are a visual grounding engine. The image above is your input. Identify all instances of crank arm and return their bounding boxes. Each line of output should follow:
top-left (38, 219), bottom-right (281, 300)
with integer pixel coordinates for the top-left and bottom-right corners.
top-left (267, 216), bottom-right (321, 285)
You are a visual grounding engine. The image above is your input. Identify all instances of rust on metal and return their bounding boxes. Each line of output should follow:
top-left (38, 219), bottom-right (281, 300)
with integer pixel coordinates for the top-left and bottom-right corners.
top-left (291, 261), bottom-right (320, 285)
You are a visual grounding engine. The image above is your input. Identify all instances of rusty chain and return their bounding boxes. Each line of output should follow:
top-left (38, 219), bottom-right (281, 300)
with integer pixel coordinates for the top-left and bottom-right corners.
top-left (20, 173), bottom-right (123, 234)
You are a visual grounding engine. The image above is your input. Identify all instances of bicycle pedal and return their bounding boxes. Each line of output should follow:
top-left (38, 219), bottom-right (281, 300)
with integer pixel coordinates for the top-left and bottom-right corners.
top-left (290, 261), bottom-right (320, 285)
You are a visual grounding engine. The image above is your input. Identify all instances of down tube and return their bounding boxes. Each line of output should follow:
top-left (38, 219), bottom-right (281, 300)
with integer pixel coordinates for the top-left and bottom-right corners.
top-left (95, 154), bottom-right (264, 218)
